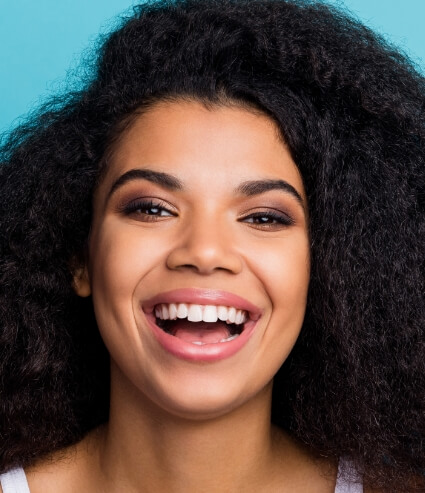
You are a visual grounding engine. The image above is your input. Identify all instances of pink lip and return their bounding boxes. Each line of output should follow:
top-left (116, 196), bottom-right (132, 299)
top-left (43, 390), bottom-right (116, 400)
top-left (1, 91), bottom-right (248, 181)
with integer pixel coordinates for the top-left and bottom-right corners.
top-left (143, 288), bottom-right (261, 318)
top-left (141, 289), bottom-right (262, 362)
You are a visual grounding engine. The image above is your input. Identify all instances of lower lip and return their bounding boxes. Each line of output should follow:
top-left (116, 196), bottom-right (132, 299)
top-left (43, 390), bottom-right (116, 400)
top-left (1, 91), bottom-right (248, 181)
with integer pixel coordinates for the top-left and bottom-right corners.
top-left (145, 314), bottom-right (258, 362)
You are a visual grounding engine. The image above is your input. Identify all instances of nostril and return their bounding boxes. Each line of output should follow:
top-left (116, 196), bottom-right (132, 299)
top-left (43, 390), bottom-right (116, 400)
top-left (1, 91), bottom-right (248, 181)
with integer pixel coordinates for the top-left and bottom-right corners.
top-left (179, 263), bottom-right (200, 271)
top-left (166, 248), bottom-right (243, 275)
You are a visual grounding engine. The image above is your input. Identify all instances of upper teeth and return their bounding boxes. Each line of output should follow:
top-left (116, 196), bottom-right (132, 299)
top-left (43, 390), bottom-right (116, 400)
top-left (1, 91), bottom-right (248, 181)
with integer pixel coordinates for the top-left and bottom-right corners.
top-left (154, 303), bottom-right (248, 325)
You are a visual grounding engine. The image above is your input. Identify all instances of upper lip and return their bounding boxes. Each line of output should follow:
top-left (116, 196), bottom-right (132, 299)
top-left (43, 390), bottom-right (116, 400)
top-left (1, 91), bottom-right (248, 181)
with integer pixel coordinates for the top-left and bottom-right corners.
top-left (142, 288), bottom-right (262, 320)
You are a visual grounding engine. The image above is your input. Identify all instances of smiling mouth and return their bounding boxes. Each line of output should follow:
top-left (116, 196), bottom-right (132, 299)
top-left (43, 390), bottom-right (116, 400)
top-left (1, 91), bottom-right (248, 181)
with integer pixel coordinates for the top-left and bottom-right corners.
top-left (154, 303), bottom-right (248, 345)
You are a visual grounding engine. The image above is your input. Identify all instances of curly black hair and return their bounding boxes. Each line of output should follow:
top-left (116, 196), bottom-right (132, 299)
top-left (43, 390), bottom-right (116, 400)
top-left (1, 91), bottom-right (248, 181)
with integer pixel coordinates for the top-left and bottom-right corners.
top-left (0, 0), bottom-right (424, 491)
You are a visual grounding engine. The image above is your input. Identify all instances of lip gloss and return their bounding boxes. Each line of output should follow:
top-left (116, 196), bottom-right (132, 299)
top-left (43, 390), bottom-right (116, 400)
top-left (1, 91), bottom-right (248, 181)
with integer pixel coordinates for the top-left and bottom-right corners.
top-left (142, 289), bottom-right (261, 362)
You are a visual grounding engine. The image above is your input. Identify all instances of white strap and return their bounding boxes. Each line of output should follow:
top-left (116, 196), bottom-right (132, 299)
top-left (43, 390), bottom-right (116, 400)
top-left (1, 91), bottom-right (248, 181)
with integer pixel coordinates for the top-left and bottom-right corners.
top-left (0, 467), bottom-right (30, 493)
top-left (335, 458), bottom-right (363, 493)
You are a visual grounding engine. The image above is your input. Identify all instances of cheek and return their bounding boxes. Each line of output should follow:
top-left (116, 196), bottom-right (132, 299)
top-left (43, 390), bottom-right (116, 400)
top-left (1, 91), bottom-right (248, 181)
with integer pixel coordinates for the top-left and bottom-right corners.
top-left (247, 233), bottom-right (310, 306)
top-left (88, 221), bottom-right (167, 297)
top-left (87, 222), bottom-right (169, 369)
top-left (246, 233), bottom-right (309, 362)
top-left (87, 221), bottom-right (173, 350)
top-left (251, 242), bottom-right (309, 380)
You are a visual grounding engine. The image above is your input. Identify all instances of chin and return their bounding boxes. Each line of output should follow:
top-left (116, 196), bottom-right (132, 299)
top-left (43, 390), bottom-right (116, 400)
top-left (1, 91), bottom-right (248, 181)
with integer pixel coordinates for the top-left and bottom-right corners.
top-left (135, 369), bottom-right (272, 422)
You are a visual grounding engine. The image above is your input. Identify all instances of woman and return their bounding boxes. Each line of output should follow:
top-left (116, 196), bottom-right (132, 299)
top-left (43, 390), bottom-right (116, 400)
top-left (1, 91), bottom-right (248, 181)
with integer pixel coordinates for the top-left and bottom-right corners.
top-left (0, 0), bottom-right (423, 491)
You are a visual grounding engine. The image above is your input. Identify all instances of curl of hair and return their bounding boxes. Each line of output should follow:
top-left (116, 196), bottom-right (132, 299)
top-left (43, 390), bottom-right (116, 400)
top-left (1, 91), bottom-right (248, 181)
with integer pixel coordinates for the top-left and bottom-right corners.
top-left (0, 1), bottom-right (424, 490)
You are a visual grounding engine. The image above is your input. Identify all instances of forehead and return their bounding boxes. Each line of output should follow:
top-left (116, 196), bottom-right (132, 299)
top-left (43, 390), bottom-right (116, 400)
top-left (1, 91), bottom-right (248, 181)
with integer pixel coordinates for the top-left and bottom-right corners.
top-left (99, 100), bottom-right (305, 199)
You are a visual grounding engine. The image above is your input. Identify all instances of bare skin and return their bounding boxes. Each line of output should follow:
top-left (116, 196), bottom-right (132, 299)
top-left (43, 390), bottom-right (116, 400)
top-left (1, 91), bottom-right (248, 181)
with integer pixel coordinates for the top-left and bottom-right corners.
top-left (4, 101), bottom-right (341, 492)
top-left (24, 381), bottom-right (337, 492)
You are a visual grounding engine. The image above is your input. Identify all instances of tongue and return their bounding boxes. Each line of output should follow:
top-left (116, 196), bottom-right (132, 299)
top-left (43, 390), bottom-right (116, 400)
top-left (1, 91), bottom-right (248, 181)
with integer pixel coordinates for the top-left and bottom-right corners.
top-left (170, 321), bottom-right (231, 343)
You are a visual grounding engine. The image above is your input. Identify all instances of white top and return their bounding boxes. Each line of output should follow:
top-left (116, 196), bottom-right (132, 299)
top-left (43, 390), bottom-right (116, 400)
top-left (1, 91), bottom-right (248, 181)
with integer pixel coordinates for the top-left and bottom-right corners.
top-left (335, 458), bottom-right (363, 492)
top-left (0, 468), bottom-right (30, 493)
top-left (0, 460), bottom-right (363, 492)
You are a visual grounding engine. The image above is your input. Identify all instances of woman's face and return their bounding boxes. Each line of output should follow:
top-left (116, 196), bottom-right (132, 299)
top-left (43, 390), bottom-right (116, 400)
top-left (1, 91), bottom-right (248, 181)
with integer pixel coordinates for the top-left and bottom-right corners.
top-left (76, 100), bottom-right (310, 419)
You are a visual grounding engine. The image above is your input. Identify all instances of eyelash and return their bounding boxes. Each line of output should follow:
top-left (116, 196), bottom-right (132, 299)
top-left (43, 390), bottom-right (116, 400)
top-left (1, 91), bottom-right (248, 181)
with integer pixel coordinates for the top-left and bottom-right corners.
top-left (121, 199), bottom-right (175, 221)
top-left (240, 210), bottom-right (294, 229)
top-left (120, 200), bottom-right (294, 229)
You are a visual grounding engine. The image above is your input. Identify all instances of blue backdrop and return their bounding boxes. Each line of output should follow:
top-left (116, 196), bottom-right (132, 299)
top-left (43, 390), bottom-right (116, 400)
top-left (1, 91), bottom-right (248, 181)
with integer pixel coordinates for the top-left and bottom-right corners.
top-left (1, 0), bottom-right (424, 133)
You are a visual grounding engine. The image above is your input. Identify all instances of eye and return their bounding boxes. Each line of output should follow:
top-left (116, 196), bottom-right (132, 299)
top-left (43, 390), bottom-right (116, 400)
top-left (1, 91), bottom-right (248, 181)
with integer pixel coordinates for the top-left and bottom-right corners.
top-left (240, 210), bottom-right (294, 229)
top-left (120, 199), bottom-right (176, 221)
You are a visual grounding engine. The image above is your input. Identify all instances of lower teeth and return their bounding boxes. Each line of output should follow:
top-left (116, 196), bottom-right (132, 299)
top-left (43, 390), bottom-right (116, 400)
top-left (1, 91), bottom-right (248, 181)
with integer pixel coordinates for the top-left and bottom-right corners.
top-left (191, 334), bottom-right (239, 345)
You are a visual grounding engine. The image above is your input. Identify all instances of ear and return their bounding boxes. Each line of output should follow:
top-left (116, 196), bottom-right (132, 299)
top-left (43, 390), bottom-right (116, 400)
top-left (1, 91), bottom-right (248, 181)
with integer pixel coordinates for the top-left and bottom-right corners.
top-left (72, 264), bottom-right (91, 297)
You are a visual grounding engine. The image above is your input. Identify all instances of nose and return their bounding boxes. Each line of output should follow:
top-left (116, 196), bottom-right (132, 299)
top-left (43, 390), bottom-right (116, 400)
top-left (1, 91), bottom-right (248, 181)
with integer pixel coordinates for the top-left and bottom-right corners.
top-left (166, 216), bottom-right (243, 275)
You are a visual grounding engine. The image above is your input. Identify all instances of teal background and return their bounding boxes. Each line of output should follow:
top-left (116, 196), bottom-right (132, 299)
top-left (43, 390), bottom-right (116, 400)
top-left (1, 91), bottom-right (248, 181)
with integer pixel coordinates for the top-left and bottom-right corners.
top-left (1, 0), bottom-right (424, 133)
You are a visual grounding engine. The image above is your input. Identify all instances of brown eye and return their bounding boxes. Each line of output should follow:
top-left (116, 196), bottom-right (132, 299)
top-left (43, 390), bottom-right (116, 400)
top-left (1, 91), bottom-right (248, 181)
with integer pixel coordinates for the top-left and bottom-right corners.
top-left (122, 199), bottom-right (175, 220)
top-left (241, 210), bottom-right (294, 229)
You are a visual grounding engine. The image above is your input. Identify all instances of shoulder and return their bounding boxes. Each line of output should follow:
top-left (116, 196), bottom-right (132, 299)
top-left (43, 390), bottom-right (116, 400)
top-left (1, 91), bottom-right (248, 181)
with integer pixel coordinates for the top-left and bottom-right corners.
top-left (25, 429), bottom-right (103, 493)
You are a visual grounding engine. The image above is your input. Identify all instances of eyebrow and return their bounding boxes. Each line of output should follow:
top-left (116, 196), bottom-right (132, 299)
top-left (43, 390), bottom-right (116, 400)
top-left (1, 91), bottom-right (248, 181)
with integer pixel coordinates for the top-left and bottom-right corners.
top-left (108, 168), bottom-right (305, 208)
top-left (108, 168), bottom-right (183, 198)
top-left (237, 179), bottom-right (304, 207)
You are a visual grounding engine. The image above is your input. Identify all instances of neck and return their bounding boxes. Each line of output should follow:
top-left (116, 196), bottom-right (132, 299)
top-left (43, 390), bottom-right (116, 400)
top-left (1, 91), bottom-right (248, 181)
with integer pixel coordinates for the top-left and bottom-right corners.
top-left (96, 364), bottom-right (284, 493)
